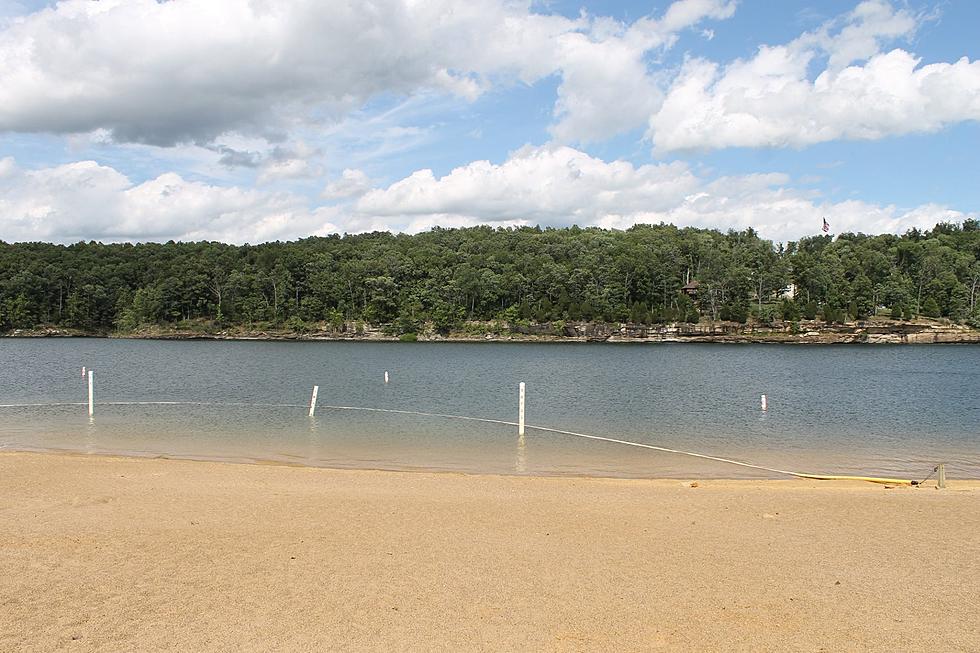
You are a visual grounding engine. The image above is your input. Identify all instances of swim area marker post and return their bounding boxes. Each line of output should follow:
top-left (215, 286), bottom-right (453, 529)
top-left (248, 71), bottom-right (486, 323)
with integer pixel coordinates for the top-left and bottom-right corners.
top-left (518, 382), bottom-right (526, 436)
top-left (384, 371), bottom-right (389, 384)
top-left (938, 463), bottom-right (946, 489)
top-left (761, 394), bottom-right (768, 411)
top-left (309, 385), bottom-right (319, 417)
top-left (81, 366), bottom-right (86, 378)
top-left (87, 370), bottom-right (94, 416)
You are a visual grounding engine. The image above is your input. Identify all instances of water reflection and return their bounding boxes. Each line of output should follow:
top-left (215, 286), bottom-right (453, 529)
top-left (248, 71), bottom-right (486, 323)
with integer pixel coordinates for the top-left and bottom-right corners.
top-left (85, 415), bottom-right (97, 454)
top-left (307, 415), bottom-right (320, 463)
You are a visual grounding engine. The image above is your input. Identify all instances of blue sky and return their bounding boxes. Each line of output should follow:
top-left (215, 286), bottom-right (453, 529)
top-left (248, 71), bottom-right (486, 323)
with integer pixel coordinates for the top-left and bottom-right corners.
top-left (0, 0), bottom-right (978, 243)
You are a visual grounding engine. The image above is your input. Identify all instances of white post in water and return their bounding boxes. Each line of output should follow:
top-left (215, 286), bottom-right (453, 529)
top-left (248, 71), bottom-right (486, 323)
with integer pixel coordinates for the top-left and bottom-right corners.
top-left (308, 385), bottom-right (319, 417)
top-left (87, 370), bottom-right (94, 417)
top-left (81, 366), bottom-right (86, 378)
top-left (761, 394), bottom-right (768, 411)
top-left (518, 382), bottom-right (526, 436)
top-left (937, 463), bottom-right (946, 489)
top-left (384, 370), bottom-right (389, 384)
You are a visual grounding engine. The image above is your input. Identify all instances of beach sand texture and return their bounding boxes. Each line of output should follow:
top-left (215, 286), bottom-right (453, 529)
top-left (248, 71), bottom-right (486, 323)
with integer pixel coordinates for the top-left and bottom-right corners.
top-left (1, 452), bottom-right (978, 652)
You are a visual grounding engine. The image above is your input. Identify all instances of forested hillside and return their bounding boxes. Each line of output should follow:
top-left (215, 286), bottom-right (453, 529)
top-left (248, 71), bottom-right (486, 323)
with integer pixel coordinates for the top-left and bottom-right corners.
top-left (2, 221), bottom-right (979, 335)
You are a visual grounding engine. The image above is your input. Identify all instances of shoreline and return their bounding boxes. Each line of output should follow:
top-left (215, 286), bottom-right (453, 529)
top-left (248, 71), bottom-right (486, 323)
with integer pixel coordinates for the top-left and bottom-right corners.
top-left (2, 451), bottom-right (978, 651)
top-left (5, 446), bottom-right (977, 482)
top-left (5, 320), bottom-right (980, 345)
top-left (4, 449), bottom-right (980, 487)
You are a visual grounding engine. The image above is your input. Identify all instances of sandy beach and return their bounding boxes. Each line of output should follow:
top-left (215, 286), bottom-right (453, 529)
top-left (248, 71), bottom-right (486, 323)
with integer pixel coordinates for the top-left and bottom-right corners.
top-left (1, 452), bottom-right (978, 652)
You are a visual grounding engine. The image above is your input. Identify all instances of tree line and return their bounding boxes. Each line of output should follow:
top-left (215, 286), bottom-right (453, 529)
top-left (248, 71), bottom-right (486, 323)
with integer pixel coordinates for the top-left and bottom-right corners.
top-left (2, 221), bottom-right (979, 335)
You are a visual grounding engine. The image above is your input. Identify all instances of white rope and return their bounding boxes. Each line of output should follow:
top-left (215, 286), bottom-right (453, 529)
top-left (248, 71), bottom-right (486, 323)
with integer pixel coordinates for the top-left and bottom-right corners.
top-left (0, 400), bottom-right (821, 478)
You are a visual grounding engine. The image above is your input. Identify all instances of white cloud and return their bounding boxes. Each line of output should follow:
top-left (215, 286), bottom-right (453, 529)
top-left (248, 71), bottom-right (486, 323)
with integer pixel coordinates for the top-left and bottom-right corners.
top-left (0, 0), bottom-right (739, 150)
top-left (649, 0), bottom-right (980, 152)
top-left (0, 148), bottom-right (971, 245)
top-left (356, 145), bottom-right (700, 223)
top-left (255, 142), bottom-right (322, 185)
top-left (549, 0), bottom-right (735, 143)
top-left (322, 169), bottom-right (373, 201)
top-left (0, 158), bottom-right (339, 243)
top-left (0, 0), bottom-right (577, 146)
top-left (353, 144), bottom-right (971, 242)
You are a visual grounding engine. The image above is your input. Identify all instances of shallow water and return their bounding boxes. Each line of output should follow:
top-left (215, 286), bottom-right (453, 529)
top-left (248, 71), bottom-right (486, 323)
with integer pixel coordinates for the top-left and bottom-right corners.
top-left (1, 338), bottom-right (977, 479)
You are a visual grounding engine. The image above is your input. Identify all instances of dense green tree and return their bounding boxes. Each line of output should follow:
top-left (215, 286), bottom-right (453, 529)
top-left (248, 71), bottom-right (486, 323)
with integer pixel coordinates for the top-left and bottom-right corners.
top-left (921, 297), bottom-right (941, 318)
top-left (1, 221), bottom-right (978, 334)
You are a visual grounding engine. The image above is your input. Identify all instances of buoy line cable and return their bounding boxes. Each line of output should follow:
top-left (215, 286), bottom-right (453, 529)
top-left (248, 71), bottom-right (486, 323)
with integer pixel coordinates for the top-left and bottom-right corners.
top-left (0, 400), bottom-right (921, 484)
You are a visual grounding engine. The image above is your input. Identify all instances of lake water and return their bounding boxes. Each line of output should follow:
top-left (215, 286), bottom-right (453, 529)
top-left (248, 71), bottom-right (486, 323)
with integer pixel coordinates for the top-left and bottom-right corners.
top-left (0, 338), bottom-right (977, 479)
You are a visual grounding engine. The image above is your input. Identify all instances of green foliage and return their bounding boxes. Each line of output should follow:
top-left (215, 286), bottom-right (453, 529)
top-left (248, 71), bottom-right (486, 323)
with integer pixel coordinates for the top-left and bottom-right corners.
top-left (398, 333), bottom-right (418, 342)
top-left (675, 294), bottom-right (700, 323)
top-left (780, 299), bottom-right (800, 321)
top-left (890, 305), bottom-right (903, 320)
top-left (822, 305), bottom-right (845, 325)
top-left (1, 294), bottom-right (35, 330)
top-left (921, 297), bottom-right (941, 318)
top-left (1, 221), bottom-right (978, 335)
top-left (285, 315), bottom-right (310, 333)
top-left (720, 302), bottom-right (748, 323)
top-left (967, 307), bottom-right (980, 329)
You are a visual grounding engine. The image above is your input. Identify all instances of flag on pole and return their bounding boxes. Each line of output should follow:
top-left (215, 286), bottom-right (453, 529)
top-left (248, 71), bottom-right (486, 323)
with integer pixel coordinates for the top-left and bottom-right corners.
top-left (822, 217), bottom-right (830, 233)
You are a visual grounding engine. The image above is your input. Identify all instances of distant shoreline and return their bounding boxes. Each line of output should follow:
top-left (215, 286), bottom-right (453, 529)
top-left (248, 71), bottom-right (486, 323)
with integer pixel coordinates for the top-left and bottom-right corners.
top-left (4, 318), bottom-right (980, 344)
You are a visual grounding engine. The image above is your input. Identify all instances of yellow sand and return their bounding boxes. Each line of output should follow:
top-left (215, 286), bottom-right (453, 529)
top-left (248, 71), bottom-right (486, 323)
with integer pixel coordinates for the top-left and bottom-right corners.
top-left (1, 452), bottom-right (978, 652)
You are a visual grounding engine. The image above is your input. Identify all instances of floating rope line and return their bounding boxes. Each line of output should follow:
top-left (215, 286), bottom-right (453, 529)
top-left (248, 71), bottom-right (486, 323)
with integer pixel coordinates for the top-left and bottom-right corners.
top-left (317, 405), bottom-right (917, 485)
top-left (0, 400), bottom-right (920, 484)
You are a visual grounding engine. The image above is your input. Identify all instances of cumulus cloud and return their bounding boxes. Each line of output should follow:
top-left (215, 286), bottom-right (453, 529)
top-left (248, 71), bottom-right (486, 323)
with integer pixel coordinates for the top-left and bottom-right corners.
top-left (649, 0), bottom-right (980, 152)
top-left (357, 145), bottom-right (700, 223)
top-left (254, 143), bottom-right (322, 185)
top-left (322, 169), bottom-right (373, 201)
top-left (353, 145), bottom-right (971, 242)
top-left (549, 0), bottom-right (735, 143)
top-left (0, 147), bottom-right (971, 244)
top-left (0, 0), bottom-right (739, 149)
top-left (0, 158), bottom-right (339, 243)
top-left (0, 0), bottom-right (577, 146)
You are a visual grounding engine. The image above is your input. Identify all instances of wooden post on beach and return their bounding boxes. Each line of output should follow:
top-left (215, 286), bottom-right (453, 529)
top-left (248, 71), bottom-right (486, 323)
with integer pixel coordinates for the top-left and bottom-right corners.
top-left (937, 463), bottom-right (946, 489)
top-left (518, 382), bottom-right (525, 436)
top-left (87, 370), bottom-right (94, 417)
top-left (309, 385), bottom-right (319, 417)
top-left (384, 371), bottom-right (389, 384)
top-left (761, 394), bottom-right (768, 411)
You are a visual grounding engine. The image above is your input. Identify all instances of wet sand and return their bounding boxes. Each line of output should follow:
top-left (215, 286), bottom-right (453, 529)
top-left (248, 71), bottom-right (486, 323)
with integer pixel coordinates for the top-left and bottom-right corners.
top-left (1, 452), bottom-right (978, 652)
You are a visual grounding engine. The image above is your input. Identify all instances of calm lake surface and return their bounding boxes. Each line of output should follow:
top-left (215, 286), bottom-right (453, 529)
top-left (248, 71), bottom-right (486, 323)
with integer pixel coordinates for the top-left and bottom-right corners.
top-left (1, 338), bottom-right (977, 479)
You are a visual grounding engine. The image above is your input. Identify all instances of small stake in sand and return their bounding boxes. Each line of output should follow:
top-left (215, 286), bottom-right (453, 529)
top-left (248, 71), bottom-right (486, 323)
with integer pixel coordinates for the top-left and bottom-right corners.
top-left (518, 382), bottom-right (526, 436)
top-left (308, 385), bottom-right (319, 417)
top-left (937, 463), bottom-right (946, 489)
top-left (761, 394), bottom-right (768, 411)
top-left (384, 371), bottom-right (389, 384)
top-left (87, 370), bottom-right (94, 417)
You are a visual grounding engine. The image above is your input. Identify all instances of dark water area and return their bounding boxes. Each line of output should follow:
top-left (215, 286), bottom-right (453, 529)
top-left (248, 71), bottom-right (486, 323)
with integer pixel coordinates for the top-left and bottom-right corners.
top-left (1, 338), bottom-right (977, 479)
